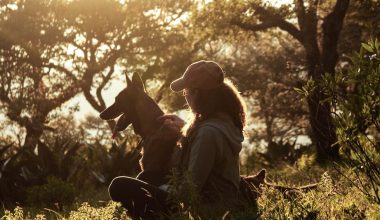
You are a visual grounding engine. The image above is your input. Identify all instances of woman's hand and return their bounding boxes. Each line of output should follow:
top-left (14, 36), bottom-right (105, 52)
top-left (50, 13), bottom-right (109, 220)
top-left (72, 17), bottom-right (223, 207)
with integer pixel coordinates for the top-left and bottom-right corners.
top-left (157, 114), bottom-right (185, 131)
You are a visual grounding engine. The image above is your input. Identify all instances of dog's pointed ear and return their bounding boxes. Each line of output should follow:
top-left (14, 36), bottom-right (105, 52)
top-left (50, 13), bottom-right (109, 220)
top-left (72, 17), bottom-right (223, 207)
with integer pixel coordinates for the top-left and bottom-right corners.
top-left (132, 72), bottom-right (145, 91)
top-left (256, 169), bottom-right (266, 183)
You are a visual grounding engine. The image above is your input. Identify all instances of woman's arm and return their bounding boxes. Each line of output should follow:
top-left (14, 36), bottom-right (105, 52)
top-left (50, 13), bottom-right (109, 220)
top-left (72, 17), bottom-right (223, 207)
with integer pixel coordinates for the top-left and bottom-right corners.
top-left (157, 114), bottom-right (185, 131)
top-left (187, 126), bottom-right (222, 191)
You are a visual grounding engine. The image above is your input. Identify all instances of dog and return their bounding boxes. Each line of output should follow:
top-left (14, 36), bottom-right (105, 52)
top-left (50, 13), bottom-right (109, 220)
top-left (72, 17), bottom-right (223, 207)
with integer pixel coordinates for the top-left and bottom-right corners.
top-left (244, 169), bottom-right (319, 201)
top-left (99, 73), bottom-right (181, 186)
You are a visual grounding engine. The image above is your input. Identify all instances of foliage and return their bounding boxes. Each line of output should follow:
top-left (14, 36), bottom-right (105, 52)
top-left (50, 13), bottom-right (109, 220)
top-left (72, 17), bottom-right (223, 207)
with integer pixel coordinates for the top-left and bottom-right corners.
top-left (163, 170), bottom-right (260, 219)
top-left (340, 0), bottom-right (380, 52)
top-left (192, 6), bottom-right (311, 163)
top-left (0, 0), bottom-right (379, 219)
top-left (242, 139), bottom-right (313, 171)
top-left (0, 0), bottom-right (83, 148)
top-left (0, 138), bottom-right (83, 204)
top-left (164, 171), bottom-right (201, 219)
top-left (0, 129), bottom-right (145, 205)
top-left (2, 166), bottom-right (380, 219)
top-left (196, 0), bottom-right (355, 162)
top-left (87, 135), bottom-right (142, 185)
top-left (1, 202), bottom-right (127, 220)
top-left (258, 170), bottom-right (380, 219)
top-left (67, 202), bottom-right (127, 220)
top-left (0, 143), bottom-right (28, 203)
top-left (26, 176), bottom-right (76, 209)
top-left (0, 0), bottom-right (194, 148)
top-left (320, 39), bottom-right (380, 203)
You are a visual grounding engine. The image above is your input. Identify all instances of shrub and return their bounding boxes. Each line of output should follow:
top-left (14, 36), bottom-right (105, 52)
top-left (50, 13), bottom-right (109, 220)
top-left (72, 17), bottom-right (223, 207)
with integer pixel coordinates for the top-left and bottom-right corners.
top-left (1, 202), bottom-right (129, 220)
top-left (26, 176), bottom-right (76, 209)
top-left (258, 169), bottom-right (380, 219)
top-left (87, 139), bottom-right (141, 185)
top-left (0, 138), bottom-right (84, 204)
top-left (67, 202), bottom-right (127, 220)
top-left (321, 39), bottom-right (380, 203)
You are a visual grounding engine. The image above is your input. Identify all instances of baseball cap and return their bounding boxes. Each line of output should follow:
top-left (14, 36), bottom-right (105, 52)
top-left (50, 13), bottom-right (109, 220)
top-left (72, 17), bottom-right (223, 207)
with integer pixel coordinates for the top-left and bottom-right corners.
top-left (170, 60), bottom-right (225, 92)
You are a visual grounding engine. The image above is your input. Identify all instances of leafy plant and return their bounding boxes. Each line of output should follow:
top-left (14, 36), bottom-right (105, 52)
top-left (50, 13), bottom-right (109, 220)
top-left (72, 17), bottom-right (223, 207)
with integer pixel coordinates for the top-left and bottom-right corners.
top-left (87, 138), bottom-right (141, 185)
top-left (0, 138), bottom-right (84, 204)
top-left (0, 144), bottom-right (30, 203)
top-left (264, 139), bottom-right (311, 166)
top-left (1, 202), bottom-right (128, 220)
top-left (26, 176), bottom-right (76, 209)
top-left (20, 139), bottom-right (83, 184)
top-left (320, 39), bottom-right (380, 203)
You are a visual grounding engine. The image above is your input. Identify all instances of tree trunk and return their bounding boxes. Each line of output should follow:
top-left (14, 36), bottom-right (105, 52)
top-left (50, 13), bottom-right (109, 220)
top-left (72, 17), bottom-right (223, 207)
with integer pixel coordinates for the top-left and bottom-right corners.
top-left (307, 87), bottom-right (339, 162)
top-left (304, 43), bottom-right (340, 162)
top-left (23, 122), bottom-right (44, 149)
top-left (310, 0), bottom-right (350, 162)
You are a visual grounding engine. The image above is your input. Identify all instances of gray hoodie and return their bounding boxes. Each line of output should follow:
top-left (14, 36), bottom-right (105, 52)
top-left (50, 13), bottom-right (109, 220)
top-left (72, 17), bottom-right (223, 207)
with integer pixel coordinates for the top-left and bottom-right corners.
top-left (181, 112), bottom-right (244, 204)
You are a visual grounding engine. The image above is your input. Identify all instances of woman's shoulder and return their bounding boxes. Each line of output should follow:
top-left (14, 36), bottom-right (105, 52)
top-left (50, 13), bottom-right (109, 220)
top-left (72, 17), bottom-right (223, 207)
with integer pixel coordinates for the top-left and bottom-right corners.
top-left (198, 113), bottom-right (234, 131)
top-left (197, 113), bottom-right (244, 146)
top-left (186, 112), bottom-right (243, 144)
top-left (196, 122), bottom-right (223, 137)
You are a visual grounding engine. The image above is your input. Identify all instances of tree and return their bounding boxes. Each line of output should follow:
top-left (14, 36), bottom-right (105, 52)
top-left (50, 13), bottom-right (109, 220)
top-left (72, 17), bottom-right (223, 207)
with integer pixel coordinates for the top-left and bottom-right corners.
top-left (0, 0), bottom-right (81, 148)
top-left (57, 0), bottom-right (195, 129)
top-left (198, 0), bottom-right (351, 162)
top-left (0, 0), bottom-right (197, 147)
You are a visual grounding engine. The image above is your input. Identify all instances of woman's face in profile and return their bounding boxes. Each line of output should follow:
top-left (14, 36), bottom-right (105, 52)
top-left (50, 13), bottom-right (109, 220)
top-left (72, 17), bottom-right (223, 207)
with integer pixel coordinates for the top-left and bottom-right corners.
top-left (183, 88), bottom-right (198, 111)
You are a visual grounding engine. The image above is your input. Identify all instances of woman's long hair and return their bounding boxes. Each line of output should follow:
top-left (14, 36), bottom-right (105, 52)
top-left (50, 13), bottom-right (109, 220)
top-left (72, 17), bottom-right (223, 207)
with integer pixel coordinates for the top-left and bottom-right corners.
top-left (184, 79), bottom-right (246, 136)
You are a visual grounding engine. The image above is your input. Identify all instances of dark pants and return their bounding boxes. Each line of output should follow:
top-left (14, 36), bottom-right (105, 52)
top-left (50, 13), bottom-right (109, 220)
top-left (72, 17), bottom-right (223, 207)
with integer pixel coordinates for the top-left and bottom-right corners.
top-left (108, 172), bottom-right (171, 219)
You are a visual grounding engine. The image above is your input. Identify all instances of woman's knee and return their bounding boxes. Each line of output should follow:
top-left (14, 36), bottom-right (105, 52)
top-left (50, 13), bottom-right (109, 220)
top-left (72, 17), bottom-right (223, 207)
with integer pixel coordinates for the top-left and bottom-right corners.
top-left (108, 176), bottom-right (133, 201)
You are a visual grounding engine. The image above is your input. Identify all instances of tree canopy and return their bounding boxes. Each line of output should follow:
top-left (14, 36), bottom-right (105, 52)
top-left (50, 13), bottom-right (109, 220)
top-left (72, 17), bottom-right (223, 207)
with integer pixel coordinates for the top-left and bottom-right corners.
top-left (0, 0), bottom-right (378, 163)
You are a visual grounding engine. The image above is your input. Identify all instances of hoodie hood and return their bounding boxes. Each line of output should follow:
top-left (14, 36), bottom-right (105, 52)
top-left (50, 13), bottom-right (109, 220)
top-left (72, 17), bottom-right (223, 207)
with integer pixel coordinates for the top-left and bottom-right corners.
top-left (198, 112), bottom-right (244, 155)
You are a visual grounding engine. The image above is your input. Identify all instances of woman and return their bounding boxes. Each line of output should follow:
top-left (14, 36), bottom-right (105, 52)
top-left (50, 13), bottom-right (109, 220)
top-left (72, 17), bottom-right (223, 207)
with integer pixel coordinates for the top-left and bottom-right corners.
top-left (108, 60), bottom-right (246, 219)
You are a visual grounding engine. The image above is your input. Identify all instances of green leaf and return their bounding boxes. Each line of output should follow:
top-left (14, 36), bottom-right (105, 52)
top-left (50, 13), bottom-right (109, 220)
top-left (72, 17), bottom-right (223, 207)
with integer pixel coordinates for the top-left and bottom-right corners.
top-left (294, 87), bottom-right (304, 95)
top-left (361, 43), bottom-right (374, 53)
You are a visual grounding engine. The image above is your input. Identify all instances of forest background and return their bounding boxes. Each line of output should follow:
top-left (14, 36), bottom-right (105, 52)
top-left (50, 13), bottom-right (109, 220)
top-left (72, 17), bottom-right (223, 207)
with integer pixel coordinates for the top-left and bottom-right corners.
top-left (0, 0), bottom-right (379, 219)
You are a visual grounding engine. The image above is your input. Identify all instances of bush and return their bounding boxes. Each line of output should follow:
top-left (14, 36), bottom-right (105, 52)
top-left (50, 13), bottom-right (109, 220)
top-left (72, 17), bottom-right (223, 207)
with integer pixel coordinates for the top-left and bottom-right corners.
top-left (1, 202), bottom-right (128, 220)
top-left (26, 176), bottom-right (76, 209)
top-left (67, 202), bottom-right (127, 220)
top-left (258, 168), bottom-right (380, 219)
top-left (0, 138), bottom-right (85, 205)
top-left (321, 39), bottom-right (380, 203)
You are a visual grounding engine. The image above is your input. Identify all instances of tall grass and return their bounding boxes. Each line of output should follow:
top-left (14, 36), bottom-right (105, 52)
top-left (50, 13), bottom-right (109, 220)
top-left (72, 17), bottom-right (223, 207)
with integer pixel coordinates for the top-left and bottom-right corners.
top-left (2, 165), bottom-right (380, 219)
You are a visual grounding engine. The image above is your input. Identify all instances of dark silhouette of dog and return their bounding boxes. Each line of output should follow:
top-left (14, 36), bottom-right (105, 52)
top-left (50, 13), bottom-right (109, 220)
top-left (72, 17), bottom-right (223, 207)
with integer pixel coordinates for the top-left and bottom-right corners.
top-left (99, 73), bottom-right (181, 186)
top-left (243, 169), bottom-right (319, 201)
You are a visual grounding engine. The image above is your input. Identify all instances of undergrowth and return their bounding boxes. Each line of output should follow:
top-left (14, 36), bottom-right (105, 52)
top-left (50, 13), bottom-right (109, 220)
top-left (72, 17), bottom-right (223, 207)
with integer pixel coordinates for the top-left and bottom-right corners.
top-left (2, 165), bottom-right (380, 220)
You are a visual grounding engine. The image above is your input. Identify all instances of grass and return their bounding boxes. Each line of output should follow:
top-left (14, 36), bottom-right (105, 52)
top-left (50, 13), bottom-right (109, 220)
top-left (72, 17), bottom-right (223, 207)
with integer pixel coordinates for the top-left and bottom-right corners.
top-left (2, 164), bottom-right (380, 220)
top-left (1, 202), bottom-right (129, 220)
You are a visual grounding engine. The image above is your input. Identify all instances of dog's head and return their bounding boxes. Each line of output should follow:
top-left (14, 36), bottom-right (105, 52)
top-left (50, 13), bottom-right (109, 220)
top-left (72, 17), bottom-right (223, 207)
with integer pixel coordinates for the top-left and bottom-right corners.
top-left (245, 169), bottom-right (266, 189)
top-left (99, 73), bottom-right (164, 137)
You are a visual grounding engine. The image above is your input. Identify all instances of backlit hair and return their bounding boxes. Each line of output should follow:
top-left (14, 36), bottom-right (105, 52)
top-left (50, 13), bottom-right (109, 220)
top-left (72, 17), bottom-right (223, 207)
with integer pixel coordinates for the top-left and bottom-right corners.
top-left (184, 79), bottom-right (246, 136)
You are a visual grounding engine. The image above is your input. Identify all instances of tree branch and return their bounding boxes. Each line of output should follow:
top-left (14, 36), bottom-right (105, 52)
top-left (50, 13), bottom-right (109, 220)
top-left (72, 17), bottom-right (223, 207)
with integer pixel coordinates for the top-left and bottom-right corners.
top-left (96, 65), bottom-right (114, 110)
top-left (83, 87), bottom-right (102, 112)
top-left (231, 4), bottom-right (303, 44)
top-left (321, 0), bottom-right (350, 73)
top-left (43, 63), bottom-right (77, 82)
top-left (294, 0), bottom-right (306, 30)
